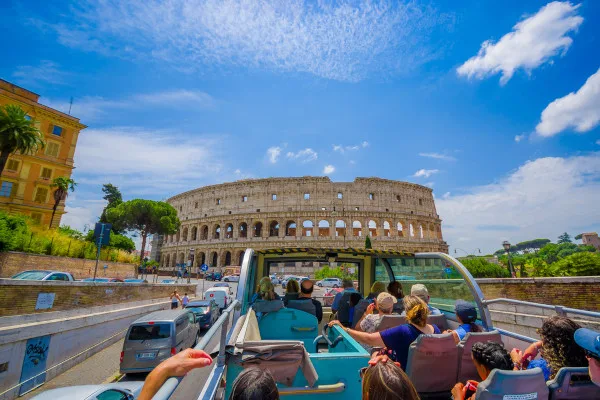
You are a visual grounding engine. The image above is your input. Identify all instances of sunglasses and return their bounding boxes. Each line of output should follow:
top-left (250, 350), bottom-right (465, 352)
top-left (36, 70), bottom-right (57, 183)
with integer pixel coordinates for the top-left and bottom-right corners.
top-left (585, 349), bottom-right (600, 362)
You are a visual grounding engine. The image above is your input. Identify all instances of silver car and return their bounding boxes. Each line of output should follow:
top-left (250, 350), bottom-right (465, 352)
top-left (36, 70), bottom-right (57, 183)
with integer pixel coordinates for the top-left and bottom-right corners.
top-left (30, 382), bottom-right (143, 400)
top-left (11, 270), bottom-right (74, 281)
top-left (120, 309), bottom-right (199, 374)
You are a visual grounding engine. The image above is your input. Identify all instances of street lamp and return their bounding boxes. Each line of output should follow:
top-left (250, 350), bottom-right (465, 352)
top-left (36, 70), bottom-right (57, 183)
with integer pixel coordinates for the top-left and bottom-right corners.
top-left (503, 241), bottom-right (516, 278)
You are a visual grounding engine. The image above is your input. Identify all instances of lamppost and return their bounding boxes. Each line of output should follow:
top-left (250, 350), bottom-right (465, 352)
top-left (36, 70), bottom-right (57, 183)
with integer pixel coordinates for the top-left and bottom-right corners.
top-left (503, 241), bottom-right (516, 278)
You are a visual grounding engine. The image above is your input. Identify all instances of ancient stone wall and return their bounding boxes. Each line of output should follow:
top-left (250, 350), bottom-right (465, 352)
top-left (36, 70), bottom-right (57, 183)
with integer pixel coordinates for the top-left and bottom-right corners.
top-left (162, 177), bottom-right (448, 270)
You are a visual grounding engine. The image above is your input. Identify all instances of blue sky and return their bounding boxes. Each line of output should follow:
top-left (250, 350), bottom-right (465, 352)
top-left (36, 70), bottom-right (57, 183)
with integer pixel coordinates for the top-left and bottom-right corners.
top-left (1, 0), bottom-right (599, 253)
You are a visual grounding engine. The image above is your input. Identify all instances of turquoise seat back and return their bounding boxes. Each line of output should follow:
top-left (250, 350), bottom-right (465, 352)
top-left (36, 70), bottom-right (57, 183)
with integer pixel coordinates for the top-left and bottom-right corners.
top-left (259, 307), bottom-right (319, 349)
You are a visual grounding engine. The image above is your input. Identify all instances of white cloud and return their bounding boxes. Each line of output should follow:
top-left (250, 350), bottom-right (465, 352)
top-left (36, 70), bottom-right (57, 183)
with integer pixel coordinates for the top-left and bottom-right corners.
top-left (12, 60), bottom-right (70, 86)
top-left (61, 199), bottom-right (106, 232)
top-left (457, 2), bottom-right (582, 85)
top-left (323, 165), bottom-right (335, 174)
top-left (437, 153), bottom-right (600, 253)
top-left (332, 142), bottom-right (369, 154)
top-left (536, 67), bottom-right (600, 137)
top-left (47, 0), bottom-right (450, 82)
top-left (361, 141), bottom-right (369, 148)
top-left (419, 152), bottom-right (456, 161)
top-left (266, 146), bottom-right (282, 164)
top-left (515, 134), bottom-right (526, 143)
top-left (442, 192), bottom-right (451, 199)
top-left (424, 182), bottom-right (434, 188)
top-left (286, 148), bottom-right (318, 163)
top-left (413, 169), bottom-right (439, 178)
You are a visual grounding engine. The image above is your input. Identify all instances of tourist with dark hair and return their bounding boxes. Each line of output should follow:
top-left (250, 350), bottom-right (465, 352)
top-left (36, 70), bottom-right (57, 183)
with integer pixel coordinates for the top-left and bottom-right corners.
top-left (511, 315), bottom-right (588, 380)
top-left (387, 281), bottom-right (404, 313)
top-left (329, 295), bottom-right (440, 369)
top-left (230, 367), bottom-right (279, 400)
top-left (361, 356), bottom-right (420, 400)
top-left (452, 341), bottom-right (513, 400)
top-left (444, 299), bottom-right (482, 343)
top-left (575, 328), bottom-right (600, 386)
top-left (283, 279), bottom-right (300, 306)
top-left (295, 279), bottom-right (323, 322)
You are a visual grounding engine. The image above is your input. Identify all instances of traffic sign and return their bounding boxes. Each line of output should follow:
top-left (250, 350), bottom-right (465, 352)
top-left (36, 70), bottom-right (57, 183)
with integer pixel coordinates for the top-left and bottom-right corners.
top-left (200, 264), bottom-right (209, 272)
top-left (444, 267), bottom-right (453, 275)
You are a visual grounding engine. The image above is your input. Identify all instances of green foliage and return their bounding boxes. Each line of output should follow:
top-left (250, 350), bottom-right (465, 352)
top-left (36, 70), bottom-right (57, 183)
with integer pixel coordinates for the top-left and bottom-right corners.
top-left (58, 225), bottom-right (84, 240)
top-left (84, 229), bottom-right (135, 252)
top-left (547, 252), bottom-right (600, 277)
top-left (557, 232), bottom-right (572, 244)
top-left (49, 176), bottom-right (77, 228)
top-left (365, 235), bottom-right (372, 249)
top-left (574, 233), bottom-right (583, 240)
top-left (494, 238), bottom-right (551, 255)
top-left (0, 212), bottom-right (29, 251)
top-left (0, 104), bottom-right (46, 175)
top-left (314, 263), bottom-right (358, 280)
top-left (459, 258), bottom-right (511, 278)
top-left (99, 183), bottom-right (124, 233)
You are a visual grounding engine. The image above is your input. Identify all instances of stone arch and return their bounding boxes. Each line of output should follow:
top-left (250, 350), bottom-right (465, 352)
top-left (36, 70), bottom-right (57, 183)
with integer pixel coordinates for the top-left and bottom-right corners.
top-left (225, 223), bottom-right (233, 239)
top-left (176, 230), bottom-right (180, 242)
top-left (352, 220), bottom-right (362, 237)
top-left (269, 221), bottom-right (280, 237)
top-left (171, 254), bottom-right (177, 268)
top-left (383, 221), bottom-right (391, 237)
top-left (318, 220), bottom-right (330, 237)
top-left (239, 222), bottom-right (248, 238)
top-left (285, 221), bottom-right (296, 236)
top-left (214, 224), bottom-right (221, 239)
top-left (164, 254), bottom-right (170, 269)
top-left (397, 222), bottom-right (404, 237)
top-left (419, 224), bottom-right (424, 239)
top-left (335, 220), bottom-right (346, 237)
top-left (182, 227), bottom-right (188, 241)
top-left (191, 226), bottom-right (197, 241)
top-left (409, 223), bottom-right (415, 237)
top-left (237, 250), bottom-right (245, 266)
top-left (368, 220), bottom-right (377, 237)
top-left (210, 251), bottom-right (218, 267)
top-left (302, 220), bottom-right (314, 237)
top-left (201, 225), bottom-right (208, 240)
top-left (178, 252), bottom-right (185, 264)
top-left (253, 222), bottom-right (262, 237)
top-left (197, 252), bottom-right (206, 266)
top-left (224, 251), bottom-right (232, 266)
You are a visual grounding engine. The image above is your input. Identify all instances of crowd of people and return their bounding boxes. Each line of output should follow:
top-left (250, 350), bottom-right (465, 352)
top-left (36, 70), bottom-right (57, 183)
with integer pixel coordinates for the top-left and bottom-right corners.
top-left (137, 279), bottom-right (600, 400)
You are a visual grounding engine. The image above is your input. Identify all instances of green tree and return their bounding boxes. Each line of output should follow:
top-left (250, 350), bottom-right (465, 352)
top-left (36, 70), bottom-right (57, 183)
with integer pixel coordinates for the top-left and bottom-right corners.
top-left (106, 199), bottom-right (180, 264)
top-left (549, 252), bottom-right (600, 277)
top-left (58, 225), bottom-right (84, 240)
top-left (0, 104), bottom-right (45, 176)
top-left (460, 258), bottom-right (510, 278)
top-left (0, 211), bottom-right (29, 251)
top-left (574, 233), bottom-right (583, 240)
top-left (49, 177), bottom-right (76, 229)
top-left (365, 235), bottom-right (372, 249)
top-left (557, 232), bottom-right (572, 244)
top-left (99, 183), bottom-right (124, 232)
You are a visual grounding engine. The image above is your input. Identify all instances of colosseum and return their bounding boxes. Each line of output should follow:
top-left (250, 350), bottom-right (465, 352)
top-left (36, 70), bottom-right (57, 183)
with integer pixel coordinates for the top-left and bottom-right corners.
top-left (159, 177), bottom-right (448, 270)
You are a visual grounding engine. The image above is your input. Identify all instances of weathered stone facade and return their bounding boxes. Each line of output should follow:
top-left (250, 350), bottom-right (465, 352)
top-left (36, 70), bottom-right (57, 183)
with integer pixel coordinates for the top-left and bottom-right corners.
top-left (161, 177), bottom-right (448, 269)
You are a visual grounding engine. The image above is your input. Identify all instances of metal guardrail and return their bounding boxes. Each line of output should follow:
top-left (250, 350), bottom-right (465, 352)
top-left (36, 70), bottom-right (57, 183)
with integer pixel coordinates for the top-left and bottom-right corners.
top-left (152, 299), bottom-right (240, 400)
top-left (483, 298), bottom-right (600, 319)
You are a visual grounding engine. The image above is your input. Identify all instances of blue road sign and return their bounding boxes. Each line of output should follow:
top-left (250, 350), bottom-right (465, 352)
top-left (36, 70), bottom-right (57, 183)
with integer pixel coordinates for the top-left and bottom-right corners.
top-left (200, 263), bottom-right (209, 272)
top-left (444, 267), bottom-right (453, 275)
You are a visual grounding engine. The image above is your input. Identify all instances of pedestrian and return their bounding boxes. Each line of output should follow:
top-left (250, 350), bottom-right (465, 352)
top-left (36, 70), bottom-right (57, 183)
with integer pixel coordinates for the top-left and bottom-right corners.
top-left (170, 291), bottom-right (181, 309)
top-left (182, 293), bottom-right (189, 307)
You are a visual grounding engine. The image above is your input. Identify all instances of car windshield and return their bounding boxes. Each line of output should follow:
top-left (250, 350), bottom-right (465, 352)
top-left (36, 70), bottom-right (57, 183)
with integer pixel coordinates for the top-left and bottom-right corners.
top-left (12, 271), bottom-right (50, 280)
top-left (83, 278), bottom-right (109, 282)
top-left (128, 324), bottom-right (170, 340)
top-left (124, 279), bottom-right (143, 282)
top-left (186, 306), bottom-right (209, 314)
top-left (214, 283), bottom-right (229, 287)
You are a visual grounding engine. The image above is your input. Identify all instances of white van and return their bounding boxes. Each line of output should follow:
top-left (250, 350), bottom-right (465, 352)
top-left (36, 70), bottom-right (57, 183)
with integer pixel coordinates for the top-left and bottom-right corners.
top-left (204, 287), bottom-right (232, 310)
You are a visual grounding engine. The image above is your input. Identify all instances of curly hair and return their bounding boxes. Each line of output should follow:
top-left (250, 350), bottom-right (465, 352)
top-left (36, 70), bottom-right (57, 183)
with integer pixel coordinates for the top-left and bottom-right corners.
top-left (471, 341), bottom-right (513, 372)
top-left (403, 295), bottom-right (429, 328)
top-left (539, 316), bottom-right (587, 379)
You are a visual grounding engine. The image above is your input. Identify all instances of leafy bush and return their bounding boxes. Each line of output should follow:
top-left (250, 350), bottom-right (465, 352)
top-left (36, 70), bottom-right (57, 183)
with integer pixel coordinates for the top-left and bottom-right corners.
top-left (546, 252), bottom-right (600, 277)
top-left (459, 258), bottom-right (511, 278)
top-left (314, 264), bottom-right (358, 280)
top-left (0, 212), bottom-right (29, 251)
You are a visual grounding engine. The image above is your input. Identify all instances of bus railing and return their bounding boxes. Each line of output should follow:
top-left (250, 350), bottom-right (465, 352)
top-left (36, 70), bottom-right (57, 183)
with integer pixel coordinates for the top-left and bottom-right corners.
top-left (482, 298), bottom-right (600, 319)
top-left (152, 299), bottom-right (240, 400)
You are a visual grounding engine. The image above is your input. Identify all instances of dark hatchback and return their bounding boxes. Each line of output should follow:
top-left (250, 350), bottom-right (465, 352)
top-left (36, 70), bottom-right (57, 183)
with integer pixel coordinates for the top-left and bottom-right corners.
top-left (204, 272), bottom-right (222, 281)
top-left (184, 300), bottom-right (220, 330)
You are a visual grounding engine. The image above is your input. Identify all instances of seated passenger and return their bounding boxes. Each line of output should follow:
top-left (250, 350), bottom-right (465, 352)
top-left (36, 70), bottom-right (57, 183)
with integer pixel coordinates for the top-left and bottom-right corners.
top-left (444, 299), bottom-right (482, 343)
top-left (387, 281), bottom-right (405, 314)
top-left (574, 328), bottom-right (600, 386)
top-left (251, 277), bottom-right (281, 304)
top-left (511, 315), bottom-right (588, 380)
top-left (401, 284), bottom-right (441, 316)
top-left (332, 278), bottom-right (361, 326)
top-left (451, 341), bottom-right (514, 400)
top-left (230, 367), bottom-right (279, 400)
top-left (353, 281), bottom-right (387, 327)
top-left (293, 279), bottom-right (323, 322)
top-left (348, 292), bottom-right (363, 328)
top-left (329, 295), bottom-right (440, 369)
top-left (355, 292), bottom-right (397, 333)
top-left (361, 356), bottom-right (420, 400)
top-left (283, 279), bottom-right (300, 306)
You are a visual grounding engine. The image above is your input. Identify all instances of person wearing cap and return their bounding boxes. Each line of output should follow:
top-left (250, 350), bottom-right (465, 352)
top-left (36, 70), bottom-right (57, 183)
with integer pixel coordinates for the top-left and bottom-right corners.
top-left (444, 299), bottom-right (482, 343)
top-left (401, 284), bottom-right (442, 316)
top-left (575, 328), bottom-right (600, 386)
top-left (250, 276), bottom-right (281, 304)
top-left (355, 292), bottom-right (397, 333)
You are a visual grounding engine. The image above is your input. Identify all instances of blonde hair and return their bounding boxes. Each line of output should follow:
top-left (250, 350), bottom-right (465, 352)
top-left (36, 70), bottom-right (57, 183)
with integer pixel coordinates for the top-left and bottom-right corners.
top-left (286, 279), bottom-right (300, 293)
top-left (370, 281), bottom-right (386, 294)
top-left (403, 295), bottom-right (430, 328)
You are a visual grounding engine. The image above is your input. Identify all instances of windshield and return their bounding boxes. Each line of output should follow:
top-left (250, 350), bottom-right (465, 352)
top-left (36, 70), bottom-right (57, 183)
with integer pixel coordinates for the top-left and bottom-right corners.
top-left (12, 271), bottom-right (50, 280)
top-left (83, 278), bottom-right (109, 282)
top-left (186, 306), bottom-right (209, 314)
top-left (128, 324), bottom-right (171, 340)
top-left (214, 283), bottom-right (229, 287)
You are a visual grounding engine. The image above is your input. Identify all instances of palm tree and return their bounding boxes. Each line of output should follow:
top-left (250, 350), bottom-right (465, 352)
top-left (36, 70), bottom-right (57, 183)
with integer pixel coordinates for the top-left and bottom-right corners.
top-left (50, 177), bottom-right (77, 228)
top-left (0, 104), bottom-right (45, 175)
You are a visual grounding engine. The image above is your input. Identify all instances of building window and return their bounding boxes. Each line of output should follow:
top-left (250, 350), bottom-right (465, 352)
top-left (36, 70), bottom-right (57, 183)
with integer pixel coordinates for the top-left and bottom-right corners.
top-left (272, 194), bottom-right (277, 201)
top-left (31, 213), bottom-right (42, 225)
top-left (355, 207), bottom-right (359, 211)
top-left (396, 195), bottom-right (401, 202)
top-left (216, 199), bottom-right (221, 205)
top-left (45, 142), bottom-right (60, 157)
top-left (179, 206), bottom-right (182, 211)
top-left (419, 199), bottom-right (423, 206)
top-left (242, 195), bottom-right (248, 202)
top-left (34, 187), bottom-right (48, 203)
top-left (0, 182), bottom-right (13, 197)
top-left (6, 160), bottom-right (19, 171)
top-left (51, 125), bottom-right (63, 136)
top-left (337, 192), bottom-right (343, 199)
top-left (40, 167), bottom-right (52, 180)
top-left (304, 193), bottom-right (310, 200)
top-left (24, 115), bottom-right (31, 121)
top-left (321, 207), bottom-right (326, 211)
top-left (368, 193), bottom-right (374, 200)
top-left (194, 202), bottom-right (198, 208)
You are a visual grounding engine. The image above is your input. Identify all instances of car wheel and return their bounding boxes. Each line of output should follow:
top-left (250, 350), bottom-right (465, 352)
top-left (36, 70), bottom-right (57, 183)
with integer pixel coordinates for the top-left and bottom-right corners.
top-left (317, 283), bottom-right (322, 287)
top-left (333, 284), bottom-right (339, 288)
top-left (224, 278), bottom-right (229, 282)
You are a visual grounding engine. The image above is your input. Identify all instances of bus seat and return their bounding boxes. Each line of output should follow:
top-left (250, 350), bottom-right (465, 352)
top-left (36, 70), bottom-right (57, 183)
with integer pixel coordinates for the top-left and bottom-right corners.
top-left (377, 315), bottom-right (407, 331)
top-left (427, 314), bottom-right (448, 331)
top-left (287, 299), bottom-right (317, 317)
top-left (547, 367), bottom-right (600, 399)
top-left (259, 307), bottom-right (319, 345)
top-left (253, 299), bottom-right (284, 314)
top-left (475, 368), bottom-right (549, 400)
top-left (405, 333), bottom-right (459, 393)
top-left (457, 331), bottom-right (502, 382)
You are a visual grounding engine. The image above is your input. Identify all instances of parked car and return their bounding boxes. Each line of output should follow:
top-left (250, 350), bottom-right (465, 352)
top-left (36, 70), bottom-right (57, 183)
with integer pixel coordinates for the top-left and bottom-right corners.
top-left (81, 277), bottom-right (124, 282)
top-left (316, 277), bottom-right (342, 288)
top-left (30, 382), bottom-right (143, 400)
top-left (161, 279), bottom-right (176, 284)
top-left (123, 278), bottom-right (146, 283)
top-left (270, 274), bottom-right (280, 285)
top-left (213, 282), bottom-right (230, 289)
top-left (185, 300), bottom-right (220, 330)
top-left (11, 270), bottom-right (74, 281)
top-left (120, 309), bottom-right (199, 374)
top-left (203, 287), bottom-right (232, 310)
top-left (281, 275), bottom-right (309, 289)
top-left (204, 272), bottom-right (222, 281)
top-left (222, 274), bottom-right (239, 282)
top-left (323, 287), bottom-right (344, 306)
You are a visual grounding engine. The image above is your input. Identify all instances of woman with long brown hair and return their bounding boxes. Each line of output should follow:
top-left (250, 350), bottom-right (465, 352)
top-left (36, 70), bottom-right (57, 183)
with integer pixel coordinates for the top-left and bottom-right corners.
top-left (362, 358), bottom-right (420, 400)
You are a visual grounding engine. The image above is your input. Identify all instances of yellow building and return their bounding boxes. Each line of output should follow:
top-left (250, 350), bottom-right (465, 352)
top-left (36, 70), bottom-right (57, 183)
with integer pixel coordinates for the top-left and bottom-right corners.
top-left (0, 79), bottom-right (86, 227)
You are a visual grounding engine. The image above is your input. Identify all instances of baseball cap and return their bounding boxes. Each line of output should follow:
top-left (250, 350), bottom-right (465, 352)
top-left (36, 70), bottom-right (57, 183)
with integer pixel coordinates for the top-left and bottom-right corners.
top-left (410, 284), bottom-right (429, 302)
top-left (574, 328), bottom-right (600, 358)
top-left (455, 300), bottom-right (478, 323)
top-left (376, 292), bottom-right (397, 312)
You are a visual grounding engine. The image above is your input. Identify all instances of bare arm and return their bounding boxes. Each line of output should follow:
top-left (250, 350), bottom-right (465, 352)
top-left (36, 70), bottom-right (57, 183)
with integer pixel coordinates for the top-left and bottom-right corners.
top-left (355, 303), bottom-right (376, 332)
top-left (328, 320), bottom-right (384, 347)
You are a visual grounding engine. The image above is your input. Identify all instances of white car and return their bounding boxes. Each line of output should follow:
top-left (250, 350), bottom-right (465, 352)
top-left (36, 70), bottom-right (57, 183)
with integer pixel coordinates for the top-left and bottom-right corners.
top-left (281, 275), bottom-right (309, 289)
top-left (270, 274), bottom-right (281, 285)
top-left (11, 270), bottom-right (75, 281)
top-left (316, 277), bottom-right (342, 288)
top-left (222, 274), bottom-right (240, 282)
top-left (30, 381), bottom-right (143, 400)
